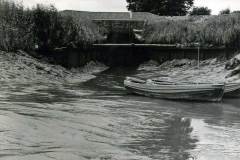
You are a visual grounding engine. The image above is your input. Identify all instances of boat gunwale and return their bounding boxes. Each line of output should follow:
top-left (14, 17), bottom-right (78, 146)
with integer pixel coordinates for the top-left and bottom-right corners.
top-left (124, 80), bottom-right (225, 89)
top-left (124, 82), bottom-right (225, 94)
top-left (126, 77), bottom-right (225, 86)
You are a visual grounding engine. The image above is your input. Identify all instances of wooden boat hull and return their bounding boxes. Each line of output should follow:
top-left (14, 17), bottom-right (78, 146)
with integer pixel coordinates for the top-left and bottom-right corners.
top-left (124, 79), bottom-right (225, 102)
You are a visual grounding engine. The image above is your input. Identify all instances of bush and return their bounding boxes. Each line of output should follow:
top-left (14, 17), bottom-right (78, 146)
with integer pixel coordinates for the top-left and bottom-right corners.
top-left (32, 4), bottom-right (62, 50)
top-left (219, 8), bottom-right (231, 15)
top-left (189, 7), bottom-right (211, 16)
top-left (232, 11), bottom-right (240, 14)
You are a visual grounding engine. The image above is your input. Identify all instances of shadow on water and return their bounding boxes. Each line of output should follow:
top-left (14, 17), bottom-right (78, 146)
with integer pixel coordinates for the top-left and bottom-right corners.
top-left (149, 99), bottom-right (240, 128)
top-left (80, 67), bottom-right (138, 96)
top-left (0, 83), bottom-right (83, 104)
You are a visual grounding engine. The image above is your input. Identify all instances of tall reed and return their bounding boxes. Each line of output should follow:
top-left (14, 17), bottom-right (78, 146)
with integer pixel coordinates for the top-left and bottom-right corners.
top-left (144, 14), bottom-right (240, 49)
top-left (0, 0), bottom-right (34, 51)
top-left (0, 0), bottom-right (104, 52)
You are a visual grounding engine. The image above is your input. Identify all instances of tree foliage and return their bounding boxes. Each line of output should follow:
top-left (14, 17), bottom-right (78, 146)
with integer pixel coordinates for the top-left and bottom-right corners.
top-left (219, 8), bottom-right (230, 15)
top-left (189, 7), bottom-right (211, 15)
top-left (126, 0), bottom-right (194, 16)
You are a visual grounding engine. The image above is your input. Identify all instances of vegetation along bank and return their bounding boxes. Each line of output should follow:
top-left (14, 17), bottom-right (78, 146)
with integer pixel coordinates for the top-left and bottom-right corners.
top-left (0, 0), bottom-right (240, 67)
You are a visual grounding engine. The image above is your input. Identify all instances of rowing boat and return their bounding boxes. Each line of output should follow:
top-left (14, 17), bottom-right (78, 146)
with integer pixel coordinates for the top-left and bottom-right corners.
top-left (124, 77), bottom-right (225, 102)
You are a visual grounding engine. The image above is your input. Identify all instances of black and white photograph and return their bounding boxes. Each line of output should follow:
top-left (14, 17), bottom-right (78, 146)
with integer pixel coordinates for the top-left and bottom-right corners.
top-left (0, 0), bottom-right (240, 159)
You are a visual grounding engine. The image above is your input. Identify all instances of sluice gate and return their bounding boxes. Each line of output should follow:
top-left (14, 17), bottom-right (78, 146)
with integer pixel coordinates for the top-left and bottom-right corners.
top-left (91, 18), bottom-right (233, 66)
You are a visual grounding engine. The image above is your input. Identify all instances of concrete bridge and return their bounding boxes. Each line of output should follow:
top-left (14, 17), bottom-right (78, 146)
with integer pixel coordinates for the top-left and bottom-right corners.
top-left (56, 10), bottom-right (235, 67)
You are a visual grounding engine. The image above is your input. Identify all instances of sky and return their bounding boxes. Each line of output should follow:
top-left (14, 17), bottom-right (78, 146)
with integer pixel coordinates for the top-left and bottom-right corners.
top-left (15, 0), bottom-right (240, 15)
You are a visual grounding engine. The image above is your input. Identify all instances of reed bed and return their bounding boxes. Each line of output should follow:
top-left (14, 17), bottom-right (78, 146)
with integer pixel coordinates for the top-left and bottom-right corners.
top-left (0, 0), bottom-right (34, 51)
top-left (0, 0), bottom-right (104, 52)
top-left (144, 14), bottom-right (240, 49)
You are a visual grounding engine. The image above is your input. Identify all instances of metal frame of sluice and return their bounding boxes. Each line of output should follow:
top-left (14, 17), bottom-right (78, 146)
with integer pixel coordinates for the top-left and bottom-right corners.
top-left (93, 44), bottom-right (176, 48)
top-left (92, 43), bottom-right (226, 50)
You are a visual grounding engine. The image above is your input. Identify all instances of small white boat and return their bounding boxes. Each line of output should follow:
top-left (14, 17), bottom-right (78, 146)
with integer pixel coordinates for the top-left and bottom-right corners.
top-left (124, 77), bottom-right (225, 102)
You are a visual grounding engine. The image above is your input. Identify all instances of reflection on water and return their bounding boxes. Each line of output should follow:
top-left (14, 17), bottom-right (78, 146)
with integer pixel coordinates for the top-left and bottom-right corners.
top-left (0, 66), bottom-right (240, 160)
top-left (124, 115), bottom-right (197, 160)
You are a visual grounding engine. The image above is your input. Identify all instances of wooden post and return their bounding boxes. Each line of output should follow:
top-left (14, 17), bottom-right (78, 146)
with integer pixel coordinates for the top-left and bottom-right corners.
top-left (129, 12), bottom-right (132, 43)
top-left (198, 46), bottom-right (200, 69)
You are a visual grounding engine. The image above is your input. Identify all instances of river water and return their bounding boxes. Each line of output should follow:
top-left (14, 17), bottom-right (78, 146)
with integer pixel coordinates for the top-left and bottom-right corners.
top-left (0, 52), bottom-right (240, 160)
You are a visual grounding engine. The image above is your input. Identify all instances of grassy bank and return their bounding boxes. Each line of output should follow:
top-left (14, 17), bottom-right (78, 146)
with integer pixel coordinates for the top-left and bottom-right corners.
top-left (143, 14), bottom-right (240, 49)
top-left (0, 0), bottom-right (104, 52)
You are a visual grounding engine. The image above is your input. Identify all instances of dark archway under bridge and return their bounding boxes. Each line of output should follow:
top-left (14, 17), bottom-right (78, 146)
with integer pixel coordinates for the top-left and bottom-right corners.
top-left (91, 44), bottom-right (234, 67)
top-left (92, 19), bottom-right (146, 43)
top-left (46, 46), bottom-right (235, 68)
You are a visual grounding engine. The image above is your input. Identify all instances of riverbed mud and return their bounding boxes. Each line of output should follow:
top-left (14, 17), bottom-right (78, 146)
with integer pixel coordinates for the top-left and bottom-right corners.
top-left (0, 51), bottom-right (108, 84)
top-left (137, 54), bottom-right (240, 83)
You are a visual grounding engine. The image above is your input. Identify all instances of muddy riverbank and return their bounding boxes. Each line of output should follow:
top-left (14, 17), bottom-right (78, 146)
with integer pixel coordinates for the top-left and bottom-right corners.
top-left (137, 53), bottom-right (240, 84)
